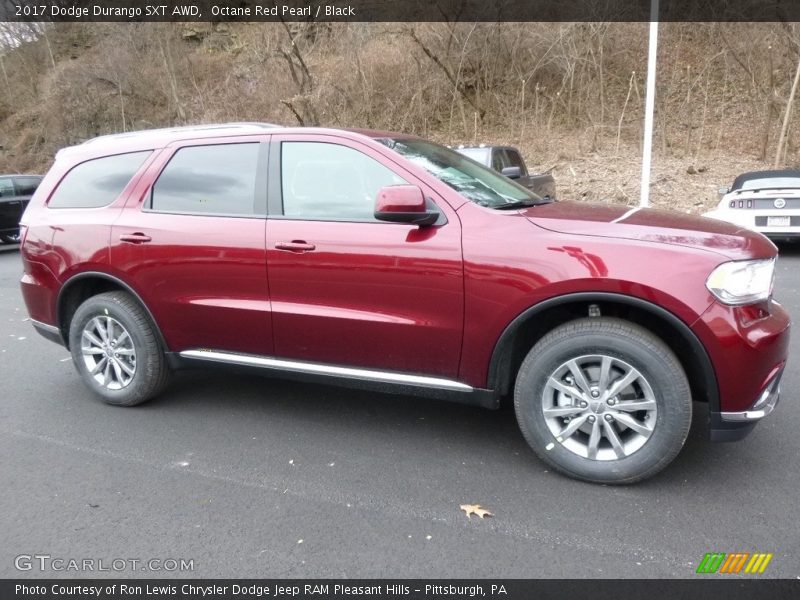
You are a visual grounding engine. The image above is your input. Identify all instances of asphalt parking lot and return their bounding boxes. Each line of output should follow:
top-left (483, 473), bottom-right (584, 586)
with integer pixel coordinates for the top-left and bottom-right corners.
top-left (1, 242), bottom-right (798, 579)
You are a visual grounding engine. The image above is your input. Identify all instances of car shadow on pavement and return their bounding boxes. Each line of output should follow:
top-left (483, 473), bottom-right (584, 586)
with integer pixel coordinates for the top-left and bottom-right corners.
top-left (151, 366), bottom-right (739, 489)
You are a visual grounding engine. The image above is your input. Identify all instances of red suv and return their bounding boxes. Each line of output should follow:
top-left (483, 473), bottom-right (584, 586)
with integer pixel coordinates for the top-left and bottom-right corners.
top-left (19, 123), bottom-right (790, 484)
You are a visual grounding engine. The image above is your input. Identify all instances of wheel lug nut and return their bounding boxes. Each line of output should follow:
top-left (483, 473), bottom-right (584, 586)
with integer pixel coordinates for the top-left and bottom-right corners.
top-left (580, 401), bottom-right (588, 408)
top-left (591, 390), bottom-right (599, 398)
top-left (587, 415), bottom-right (596, 423)
top-left (604, 414), bottom-right (613, 422)
top-left (607, 398), bottom-right (616, 405)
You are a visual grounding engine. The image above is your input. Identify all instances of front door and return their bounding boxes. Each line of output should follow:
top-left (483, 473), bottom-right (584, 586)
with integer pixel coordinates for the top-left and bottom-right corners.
top-left (265, 134), bottom-right (463, 378)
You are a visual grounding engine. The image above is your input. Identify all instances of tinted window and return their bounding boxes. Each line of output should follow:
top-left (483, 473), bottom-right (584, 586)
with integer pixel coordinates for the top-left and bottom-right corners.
top-left (0, 178), bottom-right (13, 197)
top-left (281, 142), bottom-right (407, 221)
top-left (152, 143), bottom-right (259, 215)
top-left (49, 151), bottom-right (151, 209)
top-left (505, 149), bottom-right (525, 171)
top-left (14, 177), bottom-right (41, 196)
top-left (491, 150), bottom-right (505, 171)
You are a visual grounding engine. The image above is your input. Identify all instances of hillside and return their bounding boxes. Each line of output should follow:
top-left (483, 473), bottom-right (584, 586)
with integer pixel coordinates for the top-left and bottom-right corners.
top-left (1, 21), bottom-right (799, 213)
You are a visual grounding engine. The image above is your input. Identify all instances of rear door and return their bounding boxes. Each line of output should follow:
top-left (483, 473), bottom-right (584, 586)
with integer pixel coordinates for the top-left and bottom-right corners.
top-left (111, 137), bottom-right (273, 355)
top-left (265, 133), bottom-right (464, 378)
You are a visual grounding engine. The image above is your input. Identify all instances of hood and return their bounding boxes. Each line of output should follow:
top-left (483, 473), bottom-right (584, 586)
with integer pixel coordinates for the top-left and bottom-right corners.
top-left (523, 202), bottom-right (776, 260)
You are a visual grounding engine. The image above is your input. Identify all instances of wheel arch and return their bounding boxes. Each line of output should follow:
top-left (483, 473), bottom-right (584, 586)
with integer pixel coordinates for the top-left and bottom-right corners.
top-left (488, 292), bottom-right (720, 413)
top-left (56, 271), bottom-right (168, 351)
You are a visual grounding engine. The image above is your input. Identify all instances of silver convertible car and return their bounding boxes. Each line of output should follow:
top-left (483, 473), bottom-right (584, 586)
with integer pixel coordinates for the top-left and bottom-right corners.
top-left (704, 169), bottom-right (800, 240)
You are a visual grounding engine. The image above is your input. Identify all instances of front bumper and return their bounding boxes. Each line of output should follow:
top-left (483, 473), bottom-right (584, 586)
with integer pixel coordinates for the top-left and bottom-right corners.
top-left (721, 367), bottom-right (782, 421)
top-left (710, 365), bottom-right (783, 442)
top-left (693, 297), bottom-right (789, 442)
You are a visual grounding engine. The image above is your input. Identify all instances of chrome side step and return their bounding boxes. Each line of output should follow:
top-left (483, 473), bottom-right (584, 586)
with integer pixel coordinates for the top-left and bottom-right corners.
top-left (179, 349), bottom-right (474, 392)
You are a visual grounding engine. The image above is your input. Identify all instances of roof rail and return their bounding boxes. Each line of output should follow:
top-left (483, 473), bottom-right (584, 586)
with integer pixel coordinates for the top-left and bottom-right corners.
top-left (80, 122), bottom-right (282, 145)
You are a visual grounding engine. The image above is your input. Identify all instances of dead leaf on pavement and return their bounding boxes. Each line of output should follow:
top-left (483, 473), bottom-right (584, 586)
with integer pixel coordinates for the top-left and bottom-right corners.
top-left (460, 503), bottom-right (494, 519)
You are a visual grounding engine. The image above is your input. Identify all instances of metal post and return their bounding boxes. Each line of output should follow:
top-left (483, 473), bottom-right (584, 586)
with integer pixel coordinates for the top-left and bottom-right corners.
top-left (640, 0), bottom-right (659, 207)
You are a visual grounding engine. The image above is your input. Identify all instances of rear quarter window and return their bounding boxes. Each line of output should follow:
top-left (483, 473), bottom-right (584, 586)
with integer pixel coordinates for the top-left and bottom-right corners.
top-left (48, 151), bottom-right (152, 209)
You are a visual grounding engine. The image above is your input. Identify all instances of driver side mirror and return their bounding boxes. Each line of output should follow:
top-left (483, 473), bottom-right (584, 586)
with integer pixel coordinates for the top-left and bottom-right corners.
top-left (717, 186), bottom-right (730, 196)
top-left (374, 185), bottom-right (440, 226)
top-left (501, 166), bottom-right (522, 179)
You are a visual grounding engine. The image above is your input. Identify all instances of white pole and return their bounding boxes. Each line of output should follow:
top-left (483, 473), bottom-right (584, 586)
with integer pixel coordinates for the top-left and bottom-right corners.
top-left (640, 0), bottom-right (659, 207)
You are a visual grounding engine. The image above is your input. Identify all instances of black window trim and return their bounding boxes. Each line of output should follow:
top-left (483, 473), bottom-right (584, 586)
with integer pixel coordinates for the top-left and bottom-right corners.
top-left (145, 140), bottom-right (270, 219)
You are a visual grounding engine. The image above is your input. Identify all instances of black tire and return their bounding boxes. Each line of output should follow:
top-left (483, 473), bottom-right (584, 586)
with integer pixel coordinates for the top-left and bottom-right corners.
top-left (0, 232), bottom-right (21, 244)
top-left (68, 291), bottom-right (169, 406)
top-left (514, 317), bottom-right (691, 484)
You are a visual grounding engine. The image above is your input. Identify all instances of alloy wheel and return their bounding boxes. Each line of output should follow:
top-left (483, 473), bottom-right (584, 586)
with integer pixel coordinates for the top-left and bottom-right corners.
top-left (541, 354), bottom-right (658, 461)
top-left (81, 316), bottom-right (137, 390)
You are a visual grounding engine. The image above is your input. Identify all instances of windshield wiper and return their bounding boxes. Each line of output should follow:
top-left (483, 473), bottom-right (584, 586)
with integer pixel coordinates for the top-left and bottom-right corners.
top-left (494, 198), bottom-right (551, 210)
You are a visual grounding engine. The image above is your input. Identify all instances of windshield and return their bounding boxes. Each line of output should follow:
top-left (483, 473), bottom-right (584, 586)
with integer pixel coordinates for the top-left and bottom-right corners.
top-left (379, 138), bottom-right (541, 208)
top-left (739, 177), bottom-right (800, 191)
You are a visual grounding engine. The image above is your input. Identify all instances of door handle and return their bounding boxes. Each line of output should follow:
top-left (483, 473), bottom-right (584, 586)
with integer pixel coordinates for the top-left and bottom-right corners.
top-left (119, 232), bottom-right (152, 244)
top-left (275, 240), bottom-right (316, 252)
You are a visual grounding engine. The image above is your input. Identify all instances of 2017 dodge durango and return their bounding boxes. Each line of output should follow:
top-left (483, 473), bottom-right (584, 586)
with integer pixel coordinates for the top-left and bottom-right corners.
top-left (19, 123), bottom-right (790, 484)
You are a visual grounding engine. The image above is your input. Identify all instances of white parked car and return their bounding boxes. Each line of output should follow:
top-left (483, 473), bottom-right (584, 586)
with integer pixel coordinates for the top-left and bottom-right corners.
top-left (704, 169), bottom-right (800, 240)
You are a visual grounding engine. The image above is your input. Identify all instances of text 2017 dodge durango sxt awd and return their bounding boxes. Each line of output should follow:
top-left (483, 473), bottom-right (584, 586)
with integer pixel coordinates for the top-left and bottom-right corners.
top-left (19, 123), bottom-right (790, 483)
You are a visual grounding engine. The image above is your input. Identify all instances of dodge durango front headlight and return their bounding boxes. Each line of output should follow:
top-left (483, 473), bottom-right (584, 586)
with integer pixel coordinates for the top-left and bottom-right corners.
top-left (706, 258), bottom-right (775, 305)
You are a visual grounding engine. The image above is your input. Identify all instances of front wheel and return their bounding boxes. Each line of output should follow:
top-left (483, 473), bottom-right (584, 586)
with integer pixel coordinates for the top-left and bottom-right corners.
top-left (514, 317), bottom-right (691, 484)
top-left (68, 291), bottom-right (170, 406)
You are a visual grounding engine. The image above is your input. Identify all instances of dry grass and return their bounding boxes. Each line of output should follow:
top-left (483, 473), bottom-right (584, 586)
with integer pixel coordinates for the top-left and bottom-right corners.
top-left (0, 22), bottom-right (798, 216)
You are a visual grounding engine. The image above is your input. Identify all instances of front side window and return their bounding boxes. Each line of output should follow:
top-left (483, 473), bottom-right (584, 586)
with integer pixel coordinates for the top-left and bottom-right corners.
top-left (380, 139), bottom-right (540, 208)
top-left (151, 143), bottom-right (259, 216)
top-left (281, 142), bottom-right (407, 221)
top-left (49, 151), bottom-right (151, 209)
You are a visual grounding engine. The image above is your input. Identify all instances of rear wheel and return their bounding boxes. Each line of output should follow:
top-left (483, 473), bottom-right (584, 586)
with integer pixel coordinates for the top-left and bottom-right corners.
top-left (68, 291), bottom-right (169, 406)
top-left (514, 317), bottom-right (691, 484)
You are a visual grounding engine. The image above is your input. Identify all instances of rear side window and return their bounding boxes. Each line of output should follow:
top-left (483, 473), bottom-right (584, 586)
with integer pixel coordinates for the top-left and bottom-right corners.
top-left (14, 177), bottom-right (41, 196)
top-left (151, 143), bottom-right (259, 216)
top-left (48, 151), bottom-right (151, 209)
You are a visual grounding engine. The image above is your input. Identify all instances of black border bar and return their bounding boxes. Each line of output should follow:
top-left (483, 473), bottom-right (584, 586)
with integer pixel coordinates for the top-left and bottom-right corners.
top-left (3, 0), bottom-right (800, 23)
top-left (3, 579), bottom-right (800, 600)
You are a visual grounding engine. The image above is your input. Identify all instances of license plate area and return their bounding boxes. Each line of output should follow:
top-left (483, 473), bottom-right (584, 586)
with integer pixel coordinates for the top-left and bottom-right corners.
top-left (767, 216), bottom-right (791, 227)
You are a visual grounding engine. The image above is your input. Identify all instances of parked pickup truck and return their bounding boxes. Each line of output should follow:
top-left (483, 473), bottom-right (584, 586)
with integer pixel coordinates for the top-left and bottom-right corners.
top-left (455, 145), bottom-right (556, 201)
